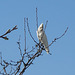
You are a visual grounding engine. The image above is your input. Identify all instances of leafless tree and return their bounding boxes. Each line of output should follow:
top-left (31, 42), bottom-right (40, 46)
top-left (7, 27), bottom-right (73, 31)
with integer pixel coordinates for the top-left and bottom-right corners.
top-left (0, 8), bottom-right (68, 75)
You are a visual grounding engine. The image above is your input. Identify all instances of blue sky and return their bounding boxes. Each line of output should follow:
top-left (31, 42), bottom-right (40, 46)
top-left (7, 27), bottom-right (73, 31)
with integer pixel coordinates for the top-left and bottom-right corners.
top-left (0, 0), bottom-right (75, 75)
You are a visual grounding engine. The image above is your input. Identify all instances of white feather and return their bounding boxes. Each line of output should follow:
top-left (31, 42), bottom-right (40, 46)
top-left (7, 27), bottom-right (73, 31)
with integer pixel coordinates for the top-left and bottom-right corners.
top-left (36, 23), bottom-right (49, 54)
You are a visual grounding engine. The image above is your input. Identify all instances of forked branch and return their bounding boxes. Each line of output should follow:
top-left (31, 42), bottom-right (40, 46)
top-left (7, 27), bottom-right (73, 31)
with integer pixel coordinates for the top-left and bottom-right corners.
top-left (0, 8), bottom-right (68, 75)
top-left (0, 25), bottom-right (18, 40)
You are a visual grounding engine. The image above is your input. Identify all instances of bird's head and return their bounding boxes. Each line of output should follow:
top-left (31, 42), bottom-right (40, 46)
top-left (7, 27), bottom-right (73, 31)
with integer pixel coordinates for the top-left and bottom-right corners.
top-left (38, 23), bottom-right (43, 31)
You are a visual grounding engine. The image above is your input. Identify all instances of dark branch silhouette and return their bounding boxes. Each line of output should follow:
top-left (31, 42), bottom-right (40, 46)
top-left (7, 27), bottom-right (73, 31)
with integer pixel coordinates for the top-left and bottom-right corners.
top-left (27, 18), bottom-right (38, 45)
top-left (24, 18), bottom-right (26, 53)
top-left (36, 8), bottom-right (38, 30)
top-left (0, 8), bottom-right (68, 75)
top-left (0, 25), bottom-right (18, 40)
top-left (48, 27), bottom-right (68, 47)
top-left (44, 20), bottom-right (48, 31)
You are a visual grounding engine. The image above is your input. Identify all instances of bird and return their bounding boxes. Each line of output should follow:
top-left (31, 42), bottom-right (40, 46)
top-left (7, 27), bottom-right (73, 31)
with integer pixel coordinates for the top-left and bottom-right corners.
top-left (36, 23), bottom-right (49, 54)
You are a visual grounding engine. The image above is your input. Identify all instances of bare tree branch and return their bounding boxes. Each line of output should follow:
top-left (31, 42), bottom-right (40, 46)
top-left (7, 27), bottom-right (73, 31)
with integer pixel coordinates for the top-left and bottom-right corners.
top-left (0, 25), bottom-right (18, 40)
top-left (0, 52), bottom-right (2, 64)
top-left (17, 35), bottom-right (22, 57)
top-left (36, 8), bottom-right (38, 30)
top-left (24, 18), bottom-right (26, 53)
top-left (0, 8), bottom-right (68, 75)
top-left (48, 27), bottom-right (68, 47)
top-left (27, 18), bottom-right (38, 45)
top-left (44, 20), bottom-right (48, 31)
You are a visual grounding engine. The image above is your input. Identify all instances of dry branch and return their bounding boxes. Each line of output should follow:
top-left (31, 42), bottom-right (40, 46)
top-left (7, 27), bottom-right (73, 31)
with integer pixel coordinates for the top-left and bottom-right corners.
top-left (0, 8), bottom-right (68, 75)
top-left (48, 27), bottom-right (68, 47)
top-left (36, 8), bottom-right (38, 30)
top-left (0, 25), bottom-right (18, 40)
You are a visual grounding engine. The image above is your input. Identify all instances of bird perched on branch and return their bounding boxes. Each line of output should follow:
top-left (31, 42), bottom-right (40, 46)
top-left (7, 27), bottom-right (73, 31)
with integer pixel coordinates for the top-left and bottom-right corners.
top-left (36, 23), bottom-right (49, 54)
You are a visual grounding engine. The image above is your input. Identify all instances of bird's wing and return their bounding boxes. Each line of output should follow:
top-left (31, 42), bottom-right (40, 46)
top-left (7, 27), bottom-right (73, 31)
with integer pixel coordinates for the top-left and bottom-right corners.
top-left (41, 31), bottom-right (49, 54)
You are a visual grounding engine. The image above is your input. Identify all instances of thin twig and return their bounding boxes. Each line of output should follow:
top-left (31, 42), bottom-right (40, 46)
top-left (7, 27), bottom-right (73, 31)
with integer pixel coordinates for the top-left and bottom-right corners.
top-left (17, 36), bottom-right (22, 57)
top-left (44, 20), bottom-right (48, 31)
top-left (56, 27), bottom-right (68, 40)
top-left (0, 52), bottom-right (2, 64)
top-left (27, 18), bottom-right (38, 44)
top-left (0, 25), bottom-right (18, 40)
top-left (48, 27), bottom-right (68, 47)
top-left (36, 8), bottom-right (38, 30)
top-left (24, 18), bottom-right (26, 53)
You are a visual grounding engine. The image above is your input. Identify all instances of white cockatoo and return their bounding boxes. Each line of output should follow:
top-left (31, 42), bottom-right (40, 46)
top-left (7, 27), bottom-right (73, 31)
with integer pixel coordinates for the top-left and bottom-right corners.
top-left (36, 23), bottom-right (49, 54)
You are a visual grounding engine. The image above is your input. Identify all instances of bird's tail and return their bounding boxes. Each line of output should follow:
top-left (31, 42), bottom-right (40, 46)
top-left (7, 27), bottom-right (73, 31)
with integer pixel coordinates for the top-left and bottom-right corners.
top-left (45, 47), bottom-right (49, 54)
